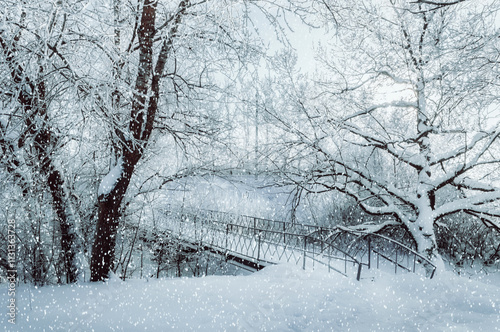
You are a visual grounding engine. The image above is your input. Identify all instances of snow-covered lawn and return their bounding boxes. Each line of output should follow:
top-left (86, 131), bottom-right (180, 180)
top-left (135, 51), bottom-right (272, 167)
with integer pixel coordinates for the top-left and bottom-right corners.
top-left (2, 264), bottom-right (499, 331)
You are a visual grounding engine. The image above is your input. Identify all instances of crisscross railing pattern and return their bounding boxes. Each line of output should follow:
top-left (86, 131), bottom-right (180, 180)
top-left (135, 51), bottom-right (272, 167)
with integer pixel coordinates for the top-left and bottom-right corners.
top-left (157, 207), bottom-right (436, 280)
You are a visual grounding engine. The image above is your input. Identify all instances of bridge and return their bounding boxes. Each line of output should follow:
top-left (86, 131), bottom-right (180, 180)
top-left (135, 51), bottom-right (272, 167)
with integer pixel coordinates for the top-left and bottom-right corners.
top-left (157, 206), bottom-right (436, 280)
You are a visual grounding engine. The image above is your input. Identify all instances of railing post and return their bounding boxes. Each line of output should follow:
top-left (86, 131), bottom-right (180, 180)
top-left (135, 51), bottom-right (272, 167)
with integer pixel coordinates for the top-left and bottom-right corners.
top-left (283, 222), bottom-right (286, 243)
top-left (303, 236), bottom-right (307, 270)
top-left (198, 215), bottom-right (203, 247)
top-left (257, 233), bottom-right (261, 261)
top-left (430, 267), bottom-right (436, 279)
top-left (194, 215), bottom-right (197, 243)
top-left (225, 224), bottom-right (229, 253)
top-left (367, 237), bottom-right (371, 269)
top-left (202, 214), bottom-right (205, 246)
top-left (312, 239), bottom-right (315, 270)
top-left (319, 228), bottom-right (324, 253)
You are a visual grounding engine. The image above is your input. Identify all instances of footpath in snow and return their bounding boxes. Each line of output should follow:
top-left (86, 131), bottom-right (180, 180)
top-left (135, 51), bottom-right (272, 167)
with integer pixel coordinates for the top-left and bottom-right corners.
top-left (2, 264), bottom-right (499, 331)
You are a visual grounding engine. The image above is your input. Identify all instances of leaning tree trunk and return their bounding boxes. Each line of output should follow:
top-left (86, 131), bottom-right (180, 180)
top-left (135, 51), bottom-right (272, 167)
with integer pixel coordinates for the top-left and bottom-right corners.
top-left (0, 31), bottom-right (80, 283)
top-left (28, 74), bottom-right (81, 283)
top-left (40, 140), bottom-right (80, 283)
top-left (29, 95), bottom-right (80, 283)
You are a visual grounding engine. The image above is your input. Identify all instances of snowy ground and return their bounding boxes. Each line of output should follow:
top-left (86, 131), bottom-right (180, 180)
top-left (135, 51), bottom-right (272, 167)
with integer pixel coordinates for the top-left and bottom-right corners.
top-left (2, 264), bottom-right (499, 331)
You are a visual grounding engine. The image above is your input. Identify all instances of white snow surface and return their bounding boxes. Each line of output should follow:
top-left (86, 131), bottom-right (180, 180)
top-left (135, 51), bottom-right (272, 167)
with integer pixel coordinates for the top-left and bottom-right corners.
top-left (98, 158), bottom-right (123, 197)
top-left (3, 264), bottom-right (499, 331)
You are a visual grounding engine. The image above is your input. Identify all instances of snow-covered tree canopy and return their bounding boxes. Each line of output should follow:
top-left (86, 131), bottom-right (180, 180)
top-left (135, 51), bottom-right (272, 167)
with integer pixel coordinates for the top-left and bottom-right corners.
top-left (264, 0), bottom-right (500, 269)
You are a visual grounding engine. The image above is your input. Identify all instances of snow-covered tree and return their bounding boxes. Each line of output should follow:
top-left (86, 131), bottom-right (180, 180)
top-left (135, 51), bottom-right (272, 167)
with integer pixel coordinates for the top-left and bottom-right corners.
top-left (268, 0), bottom-right (500, 272)
top-left (0, 0), bottom-right (303, 283)
top-left (0, 0), bottom-right (81, 284)
top-left (86, 0), bottom-right (269, 281)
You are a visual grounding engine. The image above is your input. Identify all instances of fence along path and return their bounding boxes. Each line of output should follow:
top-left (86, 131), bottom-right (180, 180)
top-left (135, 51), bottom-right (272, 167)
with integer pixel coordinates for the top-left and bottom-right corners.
top-left (158, 207), bottom-right (436, 280)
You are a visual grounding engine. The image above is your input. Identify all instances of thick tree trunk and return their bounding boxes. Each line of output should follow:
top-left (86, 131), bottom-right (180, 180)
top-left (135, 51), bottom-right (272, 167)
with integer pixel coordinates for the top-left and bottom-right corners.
top-left (409, 215), bottom-right (444, 275)
top-left (91, 201), bottom-right (121, 281)
top-left (90, 160), bottom-right (135, 281)
top-left (90, 0), bottom-right (189, 282)
top-left (89, 0), bottom-right (158, 282)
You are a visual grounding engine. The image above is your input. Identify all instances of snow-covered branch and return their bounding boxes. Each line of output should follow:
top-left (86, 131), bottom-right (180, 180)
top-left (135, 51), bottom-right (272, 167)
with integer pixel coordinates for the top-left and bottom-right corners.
top-left (341, 124), bottom-right (425, 171)
top-left (435, 191), bottom-right (500, 220)
top-left (429, 130), bottom-right (494, 166)
top-left (341, 101), bottom-right (417, 122)
top-left (431, 128), bottom-right (500, 191)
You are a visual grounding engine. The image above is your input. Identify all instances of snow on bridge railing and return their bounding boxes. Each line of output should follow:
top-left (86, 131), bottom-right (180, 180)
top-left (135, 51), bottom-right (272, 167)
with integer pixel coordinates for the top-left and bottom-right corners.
top-left (326, 227), bottom-right (437, 279)
top-left (157, 206), bottom-right (436, 280)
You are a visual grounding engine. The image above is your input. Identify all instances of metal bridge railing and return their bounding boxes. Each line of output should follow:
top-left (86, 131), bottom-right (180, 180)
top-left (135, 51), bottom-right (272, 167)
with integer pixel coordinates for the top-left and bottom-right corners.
top-left (158, 207), bottom-right (436, 280)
